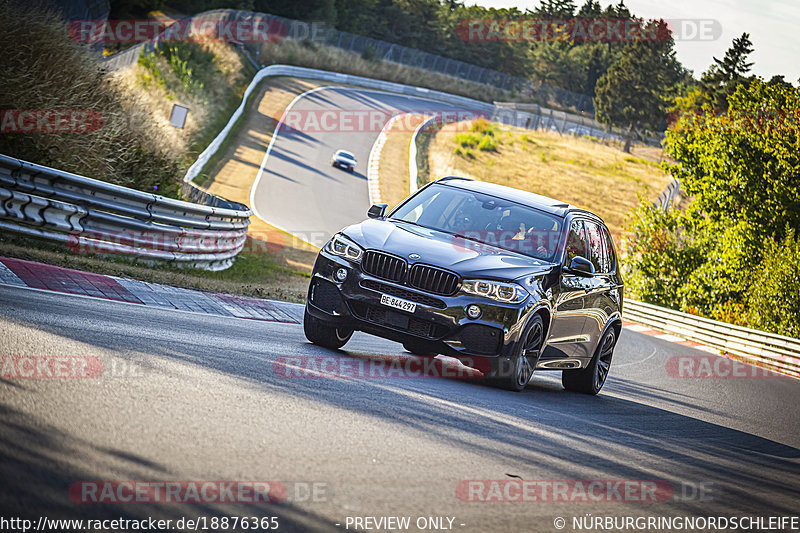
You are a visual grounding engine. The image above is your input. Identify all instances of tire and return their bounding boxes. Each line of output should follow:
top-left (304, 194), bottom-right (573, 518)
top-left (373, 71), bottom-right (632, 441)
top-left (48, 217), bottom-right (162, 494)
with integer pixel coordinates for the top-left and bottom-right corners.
top-left (303, 308), bottom-right (353, 349)
top-left (487, 314), bottom-right (544, 392)
top-left (562, 327), bottom-right (616, 395)
top-left (403, 341), bottom-right (438, 357)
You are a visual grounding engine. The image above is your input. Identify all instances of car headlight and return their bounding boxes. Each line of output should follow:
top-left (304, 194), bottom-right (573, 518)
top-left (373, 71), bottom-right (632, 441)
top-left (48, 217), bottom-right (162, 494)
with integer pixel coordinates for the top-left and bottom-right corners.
top-left (461, 279), bottom-right (529, 303)
top-left (325, 233), bottom-right (364, 262)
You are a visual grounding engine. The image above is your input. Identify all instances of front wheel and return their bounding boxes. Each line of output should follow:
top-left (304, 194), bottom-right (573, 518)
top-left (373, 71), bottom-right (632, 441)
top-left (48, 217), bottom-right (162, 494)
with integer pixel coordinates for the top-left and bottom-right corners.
top-left (562, 327), bottom-right (616, 395)
top-left (487, 315), bottom-right (544, 392)
top-left (303, 308), bottom-right (353, 349)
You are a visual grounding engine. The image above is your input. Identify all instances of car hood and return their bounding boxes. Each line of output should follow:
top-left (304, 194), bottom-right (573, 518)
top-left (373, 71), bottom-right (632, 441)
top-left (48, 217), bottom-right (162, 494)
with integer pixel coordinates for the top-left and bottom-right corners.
top-left (342, 219), bottom-right (556, 281)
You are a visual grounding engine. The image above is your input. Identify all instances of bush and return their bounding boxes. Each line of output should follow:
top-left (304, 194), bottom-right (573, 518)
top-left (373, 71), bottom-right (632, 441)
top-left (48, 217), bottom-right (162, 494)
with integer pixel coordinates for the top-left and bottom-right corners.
top-left (477, 135), bottom-right (498, 151)
top-left (624, 80), bottom-right (800, 337)
top-left (746, 229), bottom-right (800, 337)
top-left (360, 44), bottom-right (379, 62)
top-left (622, 200), bottom-right (705, 308)
top-left (454, 133), bottom-right (480, 148)
top-left (676, 219), bottom-right (758, 323)
top-left (470, 118), bottom-right (495, 136)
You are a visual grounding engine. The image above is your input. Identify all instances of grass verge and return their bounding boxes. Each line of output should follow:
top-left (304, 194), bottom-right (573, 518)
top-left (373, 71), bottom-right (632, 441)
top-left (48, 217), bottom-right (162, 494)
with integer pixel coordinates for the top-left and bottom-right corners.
top-left (0, 233), bottom-right (310, 303)
top-left (424, 120), bottom-right (671, 235)
top-left (256, 39), bottom-right (517, 105)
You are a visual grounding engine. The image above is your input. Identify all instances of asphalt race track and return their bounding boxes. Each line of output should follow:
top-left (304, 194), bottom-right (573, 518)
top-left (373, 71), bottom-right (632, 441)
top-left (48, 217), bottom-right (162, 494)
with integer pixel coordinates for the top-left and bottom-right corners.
top-left (2, 82), bottom-right (800, 532)
top-left (1, 284), bottom-right (799, 531)
top-left (250, 86), bottom-right (465, 245)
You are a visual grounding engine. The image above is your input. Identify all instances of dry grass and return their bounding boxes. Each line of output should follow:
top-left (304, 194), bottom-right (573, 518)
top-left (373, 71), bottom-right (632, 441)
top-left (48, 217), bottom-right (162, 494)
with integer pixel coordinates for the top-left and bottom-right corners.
top-left (115, 39), bottom-right (251, 162)
top-left (378, 114), bottom-right (429, 209)
top-left (426, 123), bottom-right (672, 234)
top-left (0, 3), bottom-right (253, 197)
top-left (0, 3), bottom-right (312, 299)
top-left (0, 3), bottom-right (179, 193)
top-left (257, 40), bottom-right (516, 104)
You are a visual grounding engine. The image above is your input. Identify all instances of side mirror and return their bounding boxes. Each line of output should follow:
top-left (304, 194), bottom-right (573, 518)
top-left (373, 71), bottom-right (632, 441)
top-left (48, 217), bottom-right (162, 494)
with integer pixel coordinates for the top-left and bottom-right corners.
top-left (367, 203), bottom-right (388, 219)
top-left (565, 256), bottom-right (595, 277)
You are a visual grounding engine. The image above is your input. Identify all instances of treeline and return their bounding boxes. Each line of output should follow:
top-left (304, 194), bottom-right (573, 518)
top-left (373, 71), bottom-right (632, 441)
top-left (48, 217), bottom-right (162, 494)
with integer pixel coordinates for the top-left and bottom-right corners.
top-left (626, 79), bottom-right (800, 336)
top-left (111, 1), bottom-right (680, 95)
top-left (108, 1), bottom-right (795, 151)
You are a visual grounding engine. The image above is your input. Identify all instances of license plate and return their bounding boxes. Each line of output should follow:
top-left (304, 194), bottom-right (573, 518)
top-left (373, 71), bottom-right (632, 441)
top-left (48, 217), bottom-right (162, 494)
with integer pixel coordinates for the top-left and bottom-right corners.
top-left (380, 294), bottom-right (416, 313)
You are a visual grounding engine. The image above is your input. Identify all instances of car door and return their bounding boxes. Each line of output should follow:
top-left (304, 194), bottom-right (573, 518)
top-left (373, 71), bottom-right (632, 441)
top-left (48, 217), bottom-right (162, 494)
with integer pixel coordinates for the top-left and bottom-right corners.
top-left (543, 218), bottom-right (593, 360)
top-left (582, 220), bottom-right (619, 352)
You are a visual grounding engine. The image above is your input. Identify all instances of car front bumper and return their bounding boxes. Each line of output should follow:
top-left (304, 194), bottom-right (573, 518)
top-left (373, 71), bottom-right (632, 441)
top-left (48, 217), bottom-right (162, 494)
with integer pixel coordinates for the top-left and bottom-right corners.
top-left (332, 159), bottom-right (354, 170)
top-left (305, 250), bottom-right (539, 361)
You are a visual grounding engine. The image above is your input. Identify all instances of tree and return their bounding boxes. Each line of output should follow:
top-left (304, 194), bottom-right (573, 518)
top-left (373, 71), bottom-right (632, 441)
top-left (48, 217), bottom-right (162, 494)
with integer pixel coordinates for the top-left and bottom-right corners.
top-left (626, 80), bottom-right (800, 333)
top-left (593, 22), bottom-right (679, 152)
top-left (665, 80), bottom-right (800, 244)
top-left (714, 32), bottom-right (754, 79)
top-left (576, 0), bottom-right (602, 18)
top-left (767, 75), bottom-right (793, 89)
top-left (700, 32), bottom-right (754, 110)
top-left (533, 0), bottom-right (576, 18)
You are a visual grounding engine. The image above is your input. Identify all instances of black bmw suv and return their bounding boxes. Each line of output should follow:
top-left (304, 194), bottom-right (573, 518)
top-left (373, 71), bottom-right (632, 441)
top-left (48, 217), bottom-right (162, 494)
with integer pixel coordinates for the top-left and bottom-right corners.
top-left (304, 177), bottom-right (623, 394)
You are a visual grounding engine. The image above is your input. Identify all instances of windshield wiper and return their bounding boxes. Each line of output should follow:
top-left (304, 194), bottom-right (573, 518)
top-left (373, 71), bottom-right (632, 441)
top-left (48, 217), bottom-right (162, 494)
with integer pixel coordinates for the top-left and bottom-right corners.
top-left (451, 232), bottom-right (487, 244)
top-left (389, 218), bottom-right (428, 229)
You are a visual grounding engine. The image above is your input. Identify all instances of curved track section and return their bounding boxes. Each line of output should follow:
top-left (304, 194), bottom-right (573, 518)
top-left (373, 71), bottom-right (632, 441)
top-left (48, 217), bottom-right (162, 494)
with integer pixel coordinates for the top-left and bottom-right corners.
top-left (250, 87), bottom-right (463, 245)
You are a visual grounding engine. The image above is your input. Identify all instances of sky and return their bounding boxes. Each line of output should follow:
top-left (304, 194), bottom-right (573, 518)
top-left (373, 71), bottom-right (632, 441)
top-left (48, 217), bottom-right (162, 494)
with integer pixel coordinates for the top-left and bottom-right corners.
top-left (466, 0), bottom-right (800, 82)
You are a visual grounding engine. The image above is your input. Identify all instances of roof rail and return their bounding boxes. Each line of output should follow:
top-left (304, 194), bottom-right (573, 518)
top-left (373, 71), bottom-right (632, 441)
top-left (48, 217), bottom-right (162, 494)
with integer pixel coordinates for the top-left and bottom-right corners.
top-left (434, 176), bottom-right (473, 183)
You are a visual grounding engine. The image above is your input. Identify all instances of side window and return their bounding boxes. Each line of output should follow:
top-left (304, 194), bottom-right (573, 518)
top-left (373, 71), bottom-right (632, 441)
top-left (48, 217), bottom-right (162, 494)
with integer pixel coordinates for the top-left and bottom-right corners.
top-left (564, 219), bottom-right (587, 265)
top-left (585, 221), bottom-right (606, 273)
top-left (601, 226), bottom-right (616, 272)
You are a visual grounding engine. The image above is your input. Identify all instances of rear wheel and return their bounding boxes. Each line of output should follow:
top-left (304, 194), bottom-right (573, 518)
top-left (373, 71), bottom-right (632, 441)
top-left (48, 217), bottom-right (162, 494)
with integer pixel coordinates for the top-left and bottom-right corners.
top-left (488, 315), bottom-right (543, 392)
top-left (562, 327), bottom-right (616, 395)
top-left (303, 308), bottom-right (353, 349)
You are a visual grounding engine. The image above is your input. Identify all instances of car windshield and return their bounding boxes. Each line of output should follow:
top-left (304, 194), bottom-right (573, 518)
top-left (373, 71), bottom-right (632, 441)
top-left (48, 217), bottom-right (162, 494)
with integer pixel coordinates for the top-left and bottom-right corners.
top-left (390, 183), bottom-right (563, 262)
top-left (337, 151), bottom-right (355, 160)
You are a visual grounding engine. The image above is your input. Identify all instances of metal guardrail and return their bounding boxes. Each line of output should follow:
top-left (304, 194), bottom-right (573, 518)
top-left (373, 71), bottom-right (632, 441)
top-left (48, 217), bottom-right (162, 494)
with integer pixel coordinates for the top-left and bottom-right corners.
top-left (624, 300), bottom-right (800, 378)
top-left (655, 179), bottom-right (680, 211)
top-left (0, 154), bottom-right (251, 271)
top-left (409, 116), bottom-right (438, 196)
